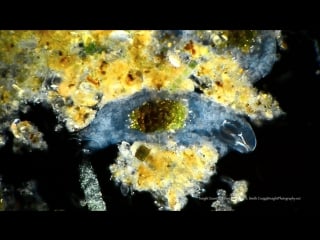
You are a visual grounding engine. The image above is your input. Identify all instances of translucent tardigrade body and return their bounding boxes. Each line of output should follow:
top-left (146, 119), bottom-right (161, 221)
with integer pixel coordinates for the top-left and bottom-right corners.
top-left (79, 89), bottom-right (256, 157)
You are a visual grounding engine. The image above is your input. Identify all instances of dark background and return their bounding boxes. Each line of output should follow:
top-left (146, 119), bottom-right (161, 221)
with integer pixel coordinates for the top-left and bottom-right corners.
top-left (0, 30), bottom-right (317, 214)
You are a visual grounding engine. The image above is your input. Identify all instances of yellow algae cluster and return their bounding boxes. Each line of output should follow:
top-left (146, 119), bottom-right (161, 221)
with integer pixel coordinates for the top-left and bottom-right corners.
top-left (1, 30), bottom-right (282, 133)
top-left (10, 119), bottom-right (48, 153)
top-left (1, 31), bottom-right (188, 131)
top-left (110, 141), bottom-right (219, 211)
top-left (192, 56), bottom-right (282, 120)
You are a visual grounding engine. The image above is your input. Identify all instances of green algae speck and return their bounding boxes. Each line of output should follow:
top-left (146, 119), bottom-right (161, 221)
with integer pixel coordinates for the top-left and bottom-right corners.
top-left (213, 30), bottom-right (258, 53)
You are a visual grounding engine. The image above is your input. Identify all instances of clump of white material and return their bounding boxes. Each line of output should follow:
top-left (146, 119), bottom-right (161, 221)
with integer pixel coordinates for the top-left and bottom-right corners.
top-left (0, 134), bottom-right (7, 148)
top-left (211, 189), bottom-right (233, 211)
top-left (109, 30), bottom-right (132, 42)
top-left (211, 180), bottom-right (248, 211)
top-left (168, 54), bottom-right (181, 68)
top-left (230, 180), bottom-right (248, 204)
top-left (79, 161), bottom-right (106, 211)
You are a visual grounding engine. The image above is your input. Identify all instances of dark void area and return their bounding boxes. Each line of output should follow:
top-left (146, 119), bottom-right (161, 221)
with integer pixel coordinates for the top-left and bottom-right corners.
top-left (0, 102), bottom-right (85, 210)
top-left (0, 31), bottom-right (316, 213)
